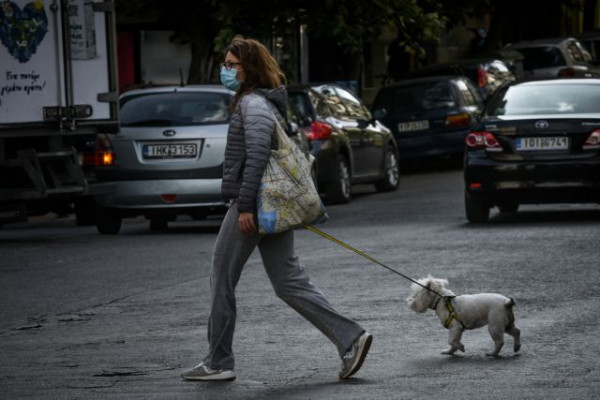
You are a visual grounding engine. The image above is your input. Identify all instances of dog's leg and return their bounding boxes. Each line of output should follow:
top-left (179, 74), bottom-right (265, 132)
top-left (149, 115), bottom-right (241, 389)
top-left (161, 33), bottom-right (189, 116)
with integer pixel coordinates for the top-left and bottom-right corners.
top-left (442, 326), bottom-right (465, 355)
top-left (506, 325), bottom-right (521, 353)
top-left (487, 322), bottom-right (505, 357)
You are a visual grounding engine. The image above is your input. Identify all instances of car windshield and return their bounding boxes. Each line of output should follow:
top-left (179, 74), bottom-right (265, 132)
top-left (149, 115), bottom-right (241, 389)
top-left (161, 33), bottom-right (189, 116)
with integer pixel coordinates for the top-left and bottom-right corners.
top-left (375, 81), bottom-right (455, 113)
top-left (120, 92), bottom-right (231, 127)
top-left (516, 46), bottom-right (567, 69)
top-left (486, 84), bottom-right (600, 115)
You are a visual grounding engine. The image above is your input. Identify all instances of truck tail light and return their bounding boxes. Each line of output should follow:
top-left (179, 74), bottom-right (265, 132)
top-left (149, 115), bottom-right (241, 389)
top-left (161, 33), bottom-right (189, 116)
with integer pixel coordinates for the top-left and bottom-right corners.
top-left (306, 121), bottom-right (332, 141)
top-left (466, 131), bottom-right (502, 152)
top-left (87, 134), bottom-right (116, 166)
top-left (583, 129), bottom-right (600, 150)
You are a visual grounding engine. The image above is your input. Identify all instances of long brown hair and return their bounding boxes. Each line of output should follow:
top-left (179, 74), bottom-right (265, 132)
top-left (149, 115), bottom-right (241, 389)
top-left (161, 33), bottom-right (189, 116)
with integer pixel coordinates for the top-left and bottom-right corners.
top-left (225, 38), bottom-right (286, 109)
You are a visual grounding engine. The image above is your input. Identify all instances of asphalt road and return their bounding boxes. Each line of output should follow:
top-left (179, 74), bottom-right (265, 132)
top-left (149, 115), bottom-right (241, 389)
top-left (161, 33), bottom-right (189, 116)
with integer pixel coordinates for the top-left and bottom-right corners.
top-left (1, 166), bottom-right (600, 399)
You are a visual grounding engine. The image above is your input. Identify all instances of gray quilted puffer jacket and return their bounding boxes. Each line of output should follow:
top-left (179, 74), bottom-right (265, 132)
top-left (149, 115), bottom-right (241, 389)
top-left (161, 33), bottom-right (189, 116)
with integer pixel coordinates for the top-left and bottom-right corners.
top-left (221, 86), bottom-right (288, 213)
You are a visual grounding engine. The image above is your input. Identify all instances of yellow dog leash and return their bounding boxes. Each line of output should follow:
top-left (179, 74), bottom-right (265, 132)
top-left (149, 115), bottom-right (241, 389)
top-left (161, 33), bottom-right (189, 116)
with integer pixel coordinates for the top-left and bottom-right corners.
top-left (304, 225), bottom-right (441, 296)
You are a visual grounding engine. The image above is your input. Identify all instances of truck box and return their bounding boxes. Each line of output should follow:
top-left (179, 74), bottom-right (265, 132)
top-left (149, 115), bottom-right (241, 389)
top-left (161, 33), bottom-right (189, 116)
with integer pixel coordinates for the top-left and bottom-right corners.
top-left (0, 0), bottom-right (119, 225)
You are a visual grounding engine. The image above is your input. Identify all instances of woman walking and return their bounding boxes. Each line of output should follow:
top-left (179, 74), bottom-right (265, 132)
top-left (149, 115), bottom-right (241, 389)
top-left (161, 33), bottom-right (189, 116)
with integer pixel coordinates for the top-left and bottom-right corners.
top-left (181, 38), bottom-right (372, 381)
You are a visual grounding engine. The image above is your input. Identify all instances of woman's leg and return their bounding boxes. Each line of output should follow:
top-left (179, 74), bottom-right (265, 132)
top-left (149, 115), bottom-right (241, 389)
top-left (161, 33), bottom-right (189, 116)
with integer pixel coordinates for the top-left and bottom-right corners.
top-left (203, 203), bottom-right (260, 370)
top-left (258, 230), bottom-right (364, 356)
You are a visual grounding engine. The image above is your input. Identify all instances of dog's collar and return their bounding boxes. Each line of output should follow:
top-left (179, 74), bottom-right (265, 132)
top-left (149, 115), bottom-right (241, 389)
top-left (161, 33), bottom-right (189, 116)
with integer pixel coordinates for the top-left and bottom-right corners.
top-left (432, 296), bottom-right (442, 310)
top-left (443, 296), bottom-right (466, 330)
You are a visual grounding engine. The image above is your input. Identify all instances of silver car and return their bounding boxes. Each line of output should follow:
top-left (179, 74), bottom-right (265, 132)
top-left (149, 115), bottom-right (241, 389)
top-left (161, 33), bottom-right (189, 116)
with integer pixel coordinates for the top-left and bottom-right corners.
top-left (506, 37), bottom-right (600, 79)
top-left (92, 85), bottom-right (234, 234)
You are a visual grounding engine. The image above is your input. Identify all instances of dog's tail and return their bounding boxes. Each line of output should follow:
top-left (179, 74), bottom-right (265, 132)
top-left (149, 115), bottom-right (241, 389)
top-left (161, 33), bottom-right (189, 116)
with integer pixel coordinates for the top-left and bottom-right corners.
top-left (506, 297), bottom-right (516, 309)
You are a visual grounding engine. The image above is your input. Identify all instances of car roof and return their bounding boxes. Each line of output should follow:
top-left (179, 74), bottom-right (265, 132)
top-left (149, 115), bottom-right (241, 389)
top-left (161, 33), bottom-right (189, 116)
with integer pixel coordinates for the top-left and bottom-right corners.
top-left (506, 37), bottom-right (579, 48)
top-left (507, 78), bottom-right (600, 87)
top-left (120, 84), bottom-right (233, 99)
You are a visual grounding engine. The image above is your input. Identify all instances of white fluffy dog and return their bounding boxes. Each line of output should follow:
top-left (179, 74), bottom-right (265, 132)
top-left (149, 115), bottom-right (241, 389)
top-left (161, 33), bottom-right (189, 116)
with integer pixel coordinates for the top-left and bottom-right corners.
top-left (406, 276), bottom-right (521, 356)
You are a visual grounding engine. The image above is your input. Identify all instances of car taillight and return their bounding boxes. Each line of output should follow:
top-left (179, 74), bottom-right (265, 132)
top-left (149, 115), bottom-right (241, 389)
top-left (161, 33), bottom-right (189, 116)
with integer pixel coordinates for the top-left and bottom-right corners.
top-left (558, 67), bottom-right (576, 77)
top-left (465, 131), bottom-right (502, 151)
top-left (306, 121), bottom-right (332, 141)
top-left (86, 134), bottom-right (116, 166)
top-left (445, 113), bottom-right (470, 129)
top-left (583, 129), bottom-right (600, 150)
top-left (477, 65), bottom-right (488, 88)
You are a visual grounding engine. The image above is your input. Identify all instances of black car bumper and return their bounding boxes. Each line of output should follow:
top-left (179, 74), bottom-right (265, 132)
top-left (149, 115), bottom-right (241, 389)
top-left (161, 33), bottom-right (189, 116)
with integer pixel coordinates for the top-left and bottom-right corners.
top-left (464, 153), bottom-right (600, 205)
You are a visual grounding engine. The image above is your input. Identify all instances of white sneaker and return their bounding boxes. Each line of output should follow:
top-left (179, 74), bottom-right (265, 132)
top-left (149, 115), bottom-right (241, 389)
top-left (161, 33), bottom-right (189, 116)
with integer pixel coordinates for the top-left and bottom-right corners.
top-left (181, 363), bottom-right (236, 381)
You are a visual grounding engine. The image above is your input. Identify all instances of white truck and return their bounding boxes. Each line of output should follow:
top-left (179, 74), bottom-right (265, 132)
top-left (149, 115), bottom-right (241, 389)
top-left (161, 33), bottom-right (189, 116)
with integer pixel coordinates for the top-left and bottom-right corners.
top-left (0, 0), bottom-right (119, 226)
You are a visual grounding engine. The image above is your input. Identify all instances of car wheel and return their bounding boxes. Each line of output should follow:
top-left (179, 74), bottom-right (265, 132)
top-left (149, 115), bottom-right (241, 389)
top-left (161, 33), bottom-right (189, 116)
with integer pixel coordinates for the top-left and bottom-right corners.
top-left (96, 209), bottom-right (122, 234)
top-left (149, 218), bottom-right (169, 232)
top-left (326, 154), bottom-right (351, 204)
top-left (465, 192), bottom-right (490, 223)
top-left (498, 202), bottom-right (519, 213)
top-left (374, 146), bottom-right (400, 192)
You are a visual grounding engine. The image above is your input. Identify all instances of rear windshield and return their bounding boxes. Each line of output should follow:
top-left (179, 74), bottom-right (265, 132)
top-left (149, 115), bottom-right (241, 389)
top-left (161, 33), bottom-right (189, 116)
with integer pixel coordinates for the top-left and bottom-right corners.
top-left (374, 81), bottom-right (455, 113)
top-left (120, 92), bottom-right (231, 127)
top-left (516, 47), bottom-right (567, 69)
top-left (486, 84), bottom-right (600, 115)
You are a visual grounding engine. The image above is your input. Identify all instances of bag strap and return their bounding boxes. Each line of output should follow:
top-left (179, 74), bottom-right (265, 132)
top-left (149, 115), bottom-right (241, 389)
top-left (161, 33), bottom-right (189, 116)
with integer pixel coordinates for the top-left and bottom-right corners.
top-left (254, 92), bottom-right (290, 150)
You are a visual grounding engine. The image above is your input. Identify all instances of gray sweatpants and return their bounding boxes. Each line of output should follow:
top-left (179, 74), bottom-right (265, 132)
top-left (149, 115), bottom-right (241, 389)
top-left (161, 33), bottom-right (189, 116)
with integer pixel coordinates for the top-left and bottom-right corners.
top-left (203, 202), bottom-right (365, 370)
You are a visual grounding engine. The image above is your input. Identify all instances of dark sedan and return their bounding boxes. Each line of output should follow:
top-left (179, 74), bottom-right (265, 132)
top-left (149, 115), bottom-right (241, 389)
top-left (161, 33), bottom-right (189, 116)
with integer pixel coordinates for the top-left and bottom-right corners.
top-left (464, 78), bottom-right (600, 223)
top-left (287, 84), bottom-right (400, 204)
top-left (373, 76), bottom-right (484, 161)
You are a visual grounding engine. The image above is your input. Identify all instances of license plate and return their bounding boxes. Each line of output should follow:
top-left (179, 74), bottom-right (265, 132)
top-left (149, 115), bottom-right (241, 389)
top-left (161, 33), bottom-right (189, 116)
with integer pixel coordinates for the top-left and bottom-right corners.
top-left (515, 137), bottom-right (569, 151)
top-left (398, 120), bottom-right (430, 132)
top-left (143, 143), bottom-right (198, 159)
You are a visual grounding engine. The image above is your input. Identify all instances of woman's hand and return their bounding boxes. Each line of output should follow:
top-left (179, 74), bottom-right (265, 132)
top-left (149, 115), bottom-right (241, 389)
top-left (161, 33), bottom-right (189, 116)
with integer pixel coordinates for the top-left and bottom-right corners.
top-left (238, 212), bottom-right (256, 235)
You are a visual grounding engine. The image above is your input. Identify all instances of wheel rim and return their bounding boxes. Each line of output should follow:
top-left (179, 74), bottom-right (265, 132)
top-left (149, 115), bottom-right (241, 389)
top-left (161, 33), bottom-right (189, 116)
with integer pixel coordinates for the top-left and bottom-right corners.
top-left (386, 151), bottom-right (399, 186)
top-left (339, 159), bottom-right (350, 198)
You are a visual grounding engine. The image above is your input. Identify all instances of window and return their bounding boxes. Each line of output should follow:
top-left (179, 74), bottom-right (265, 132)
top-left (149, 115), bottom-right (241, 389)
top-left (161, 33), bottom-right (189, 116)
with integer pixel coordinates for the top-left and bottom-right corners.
top-left (333, 87), bottom-right (369, 120)
top-left (488, 84), bottom-right (599, 115)
top-left (565, 40), bottom-right (586, 63)
top-left (120, 92), bottom-right (231, 127)
top-left (518, 47), bottom-right (566, 69)
top-left (456, 79), bottom-right (477, 106)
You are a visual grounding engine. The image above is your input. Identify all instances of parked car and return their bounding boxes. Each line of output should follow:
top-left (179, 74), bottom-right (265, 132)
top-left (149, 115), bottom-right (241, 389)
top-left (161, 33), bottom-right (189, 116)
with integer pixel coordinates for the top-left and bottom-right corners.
top-left (91, 85), bottom-right (234, 234)
top-left (372, 76), bottom-right (484, 161)
top-left (389, 57), bottom-right (517, 99)
top-left (505, 37), bottom-right (600, 79)
top-left (287, 84), bottom-right (400, 204)
top-left (464, 78), bottom-right (600, 223)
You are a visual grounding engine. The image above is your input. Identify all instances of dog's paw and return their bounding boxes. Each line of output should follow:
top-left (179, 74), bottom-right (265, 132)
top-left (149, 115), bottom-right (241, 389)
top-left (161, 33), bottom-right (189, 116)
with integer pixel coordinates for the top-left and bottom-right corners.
top-left (514, 343), bottom-right (521, 353)
top-left (458, 344), bottom-right (465, 352)
top-left (441, 347), bottom-right (456, 355)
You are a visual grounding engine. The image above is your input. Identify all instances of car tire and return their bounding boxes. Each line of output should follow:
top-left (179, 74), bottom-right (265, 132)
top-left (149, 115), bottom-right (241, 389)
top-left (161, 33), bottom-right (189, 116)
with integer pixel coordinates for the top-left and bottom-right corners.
top-left (326, 154), bottom-right (351, 204)
top-left (96, 209), bottom-right (122, 234)
top-left (149, 218), bottom-right (169, 232)
top-left (465, 192), bottom-right (490, 223)
top-left (498, 202), bottom-right (519, 213)
top-left (374, 146), bottom-right (400, 192)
